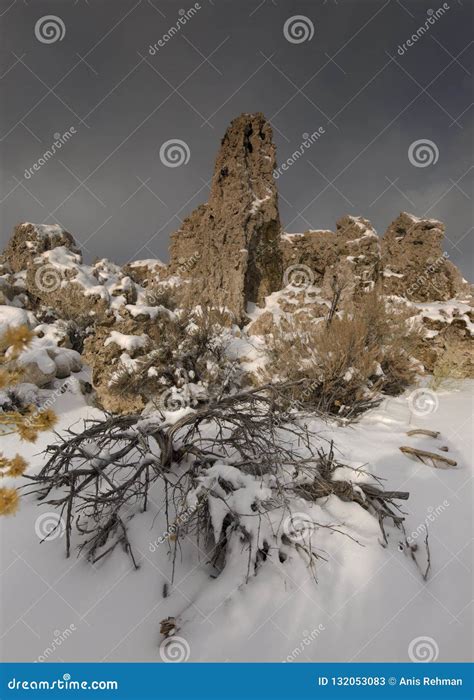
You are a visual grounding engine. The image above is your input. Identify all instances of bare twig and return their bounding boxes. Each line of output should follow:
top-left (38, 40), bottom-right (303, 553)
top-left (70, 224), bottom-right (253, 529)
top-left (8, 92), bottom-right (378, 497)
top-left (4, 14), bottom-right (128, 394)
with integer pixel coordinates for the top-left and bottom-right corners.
top-left (399, 446), bottom-right (457, 468)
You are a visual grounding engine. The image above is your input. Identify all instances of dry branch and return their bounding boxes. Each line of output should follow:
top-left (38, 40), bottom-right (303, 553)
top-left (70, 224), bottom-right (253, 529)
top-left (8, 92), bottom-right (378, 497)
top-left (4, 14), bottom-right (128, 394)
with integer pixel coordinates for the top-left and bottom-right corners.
top-left (399, 446), bottom-right (457, 468)
top-left (406, 429), bottom-right (440, 438)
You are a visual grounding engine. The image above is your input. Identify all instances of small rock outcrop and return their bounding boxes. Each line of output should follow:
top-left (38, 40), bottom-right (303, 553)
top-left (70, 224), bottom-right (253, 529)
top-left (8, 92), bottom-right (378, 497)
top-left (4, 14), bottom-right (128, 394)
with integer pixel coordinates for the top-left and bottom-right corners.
top-left (381, 213), bottom-right (467, 301)
top-left (167, 112), bottom-right (283, 319)
top-left (1, 223), bottom-right (80, 274)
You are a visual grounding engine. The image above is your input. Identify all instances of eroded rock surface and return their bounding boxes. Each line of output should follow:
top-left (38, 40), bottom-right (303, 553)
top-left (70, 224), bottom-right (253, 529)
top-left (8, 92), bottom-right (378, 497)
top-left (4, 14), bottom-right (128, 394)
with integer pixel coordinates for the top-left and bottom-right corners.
top-left (381, 213), bottom-right (467, 301)
top-left (168, 112), bottom-right (283, 319)
top-left (1, 223), bottom-right (80, 274)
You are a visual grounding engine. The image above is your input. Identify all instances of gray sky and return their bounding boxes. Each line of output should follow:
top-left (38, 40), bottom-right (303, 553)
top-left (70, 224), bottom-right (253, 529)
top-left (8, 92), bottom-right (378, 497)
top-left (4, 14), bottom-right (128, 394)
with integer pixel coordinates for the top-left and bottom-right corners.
top-left (0, 0), bottom-right (472, 276)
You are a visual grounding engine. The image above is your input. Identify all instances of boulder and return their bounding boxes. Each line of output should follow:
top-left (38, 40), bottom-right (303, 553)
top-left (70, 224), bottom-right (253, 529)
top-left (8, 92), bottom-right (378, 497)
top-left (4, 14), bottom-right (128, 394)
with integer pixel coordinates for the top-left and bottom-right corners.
top-left (122, 259), bottom-right (166, 287)
top-left (0, 306), bottom-right (35, 347)
top-left (381, 213), bottom-right (467, 301)
top-left (414, 302), bottom-right (474, 378)
top-left (1, 223), bottom-right (80, 273)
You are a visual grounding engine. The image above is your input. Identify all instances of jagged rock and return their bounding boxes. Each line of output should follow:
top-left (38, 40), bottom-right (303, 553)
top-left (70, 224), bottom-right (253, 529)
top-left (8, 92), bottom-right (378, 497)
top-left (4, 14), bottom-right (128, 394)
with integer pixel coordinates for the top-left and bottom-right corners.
top-left (320, 216), bottom-right (381, 303)
top-left (26, 248), bottom-right (111, 325)
top-left (280, 229), bottom-right (336, 283)
top-left (26, 247), bottom-right (124, 326)
top-left (414, 302), bottom-right (474, 378)
top-left (246, 310), bottom-right (277, 337)
top-left (381, 213), bottom-right (467, 301)
top-left (1, 223), bottom-right (80, 274)
top-left (1, 115), bottom-right (472, 414)
top-left (122, 259), bottom-right (166, 287)
top-left (167, 112), bottom-right (283, 319)
top-left (0, 274), bottom-right (15, 306)
top-left (83, 321), bottom-right (148, 414)
top-left (280, 215), bottom-right (381, 307)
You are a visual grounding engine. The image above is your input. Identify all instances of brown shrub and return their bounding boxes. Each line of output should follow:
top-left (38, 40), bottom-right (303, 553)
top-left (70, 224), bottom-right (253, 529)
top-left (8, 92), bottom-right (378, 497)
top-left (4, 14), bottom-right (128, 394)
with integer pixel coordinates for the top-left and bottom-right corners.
top-left (264, 292), bottom-right (420, 418)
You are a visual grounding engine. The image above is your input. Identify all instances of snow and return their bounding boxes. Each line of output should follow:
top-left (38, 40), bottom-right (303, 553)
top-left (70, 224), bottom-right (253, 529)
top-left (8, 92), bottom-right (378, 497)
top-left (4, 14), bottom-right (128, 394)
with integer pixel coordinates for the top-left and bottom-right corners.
top-left (250, 195), bottom-right (271, 214)
top-left (104, 331), bottom-right (149, 352)
top-left (0, 306), bottom-right (34, 337)
top-left (125, 304), bottom-right (172, 320)
top-left (281, 230), bottom-right (333, 241)
top-left (0, 379), bottom-right (471, 663)
top-left (129, 259), bottom-right (165, 269)
top-left (24, 223), bottom-right (66, 239)
top-left (400, 212), bottom-right (442, 228)
top-left (17, 345), bottom-right (57, 375)
top-left (414, 301), bottom-right (474, 335)
top-left (34, 248), bottom-right (142, 305)
top-left (383, 269), bottom-right (404, 278)
top-left (343, 367), bottom-right (355, 382)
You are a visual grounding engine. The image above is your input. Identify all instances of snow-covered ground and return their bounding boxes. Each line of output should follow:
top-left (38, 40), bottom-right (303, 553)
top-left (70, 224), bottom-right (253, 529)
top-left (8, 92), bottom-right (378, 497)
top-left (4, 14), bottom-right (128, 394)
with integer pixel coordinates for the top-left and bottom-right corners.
top-left (0, 380), bottom-right (472, 663)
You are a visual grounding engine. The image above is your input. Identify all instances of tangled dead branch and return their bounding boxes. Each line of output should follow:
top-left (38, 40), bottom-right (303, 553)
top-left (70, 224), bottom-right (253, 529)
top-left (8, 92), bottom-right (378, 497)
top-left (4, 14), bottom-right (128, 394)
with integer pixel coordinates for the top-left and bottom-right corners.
top-left (23, 383), bottom-right (412, 581)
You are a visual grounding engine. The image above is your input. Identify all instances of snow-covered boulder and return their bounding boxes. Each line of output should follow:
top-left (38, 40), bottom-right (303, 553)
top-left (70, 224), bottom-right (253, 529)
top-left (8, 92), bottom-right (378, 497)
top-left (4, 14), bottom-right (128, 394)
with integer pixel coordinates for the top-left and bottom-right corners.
top-left (121, 259), bottom-right (166, 287)
top-left (1, 222), bottom-right (80, 274)
top-left (0, 306), bottom-right (36, 349)
top-left (15, 343), bottom-right (82, 387)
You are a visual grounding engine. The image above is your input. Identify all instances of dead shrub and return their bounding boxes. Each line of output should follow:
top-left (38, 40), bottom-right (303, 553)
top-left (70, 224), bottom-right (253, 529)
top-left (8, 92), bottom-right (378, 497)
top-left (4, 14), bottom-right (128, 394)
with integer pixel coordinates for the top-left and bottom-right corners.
top-left (23, 385), bottom-right (411, 580)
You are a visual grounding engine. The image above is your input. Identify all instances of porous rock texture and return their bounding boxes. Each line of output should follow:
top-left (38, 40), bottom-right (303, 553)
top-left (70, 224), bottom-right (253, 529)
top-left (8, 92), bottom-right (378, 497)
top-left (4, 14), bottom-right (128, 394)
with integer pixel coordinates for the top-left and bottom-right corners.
top-left (1, 222), bottom-right (80, 274)
top-left (380, 212), bottom-right (467, 301)
top-left (167, 112), bottom-right (283, 320)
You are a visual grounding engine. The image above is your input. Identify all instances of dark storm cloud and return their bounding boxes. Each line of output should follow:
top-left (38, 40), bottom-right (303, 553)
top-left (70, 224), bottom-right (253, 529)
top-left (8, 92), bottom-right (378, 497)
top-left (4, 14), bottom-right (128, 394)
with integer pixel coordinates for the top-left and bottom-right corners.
top-left (0, 0), bottom-right (472, 276)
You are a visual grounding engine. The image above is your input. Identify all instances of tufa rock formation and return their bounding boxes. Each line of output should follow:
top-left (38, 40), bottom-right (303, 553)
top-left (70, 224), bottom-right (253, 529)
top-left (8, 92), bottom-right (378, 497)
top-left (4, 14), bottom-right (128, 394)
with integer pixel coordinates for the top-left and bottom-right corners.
top-left (167, 112), bottom-right (282, 319)
top-left (1, 113), bottom-right (472, 411)
top-left (1, 223), bottom-right (80, 274)
top-left (380, 212), bottom-right (467, 301)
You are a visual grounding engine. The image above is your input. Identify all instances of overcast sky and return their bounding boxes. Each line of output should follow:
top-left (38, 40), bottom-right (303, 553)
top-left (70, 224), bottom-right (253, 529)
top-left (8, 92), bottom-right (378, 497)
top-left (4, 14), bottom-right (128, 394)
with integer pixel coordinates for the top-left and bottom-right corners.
top-left (0, 0), bottom-right (472, 276)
